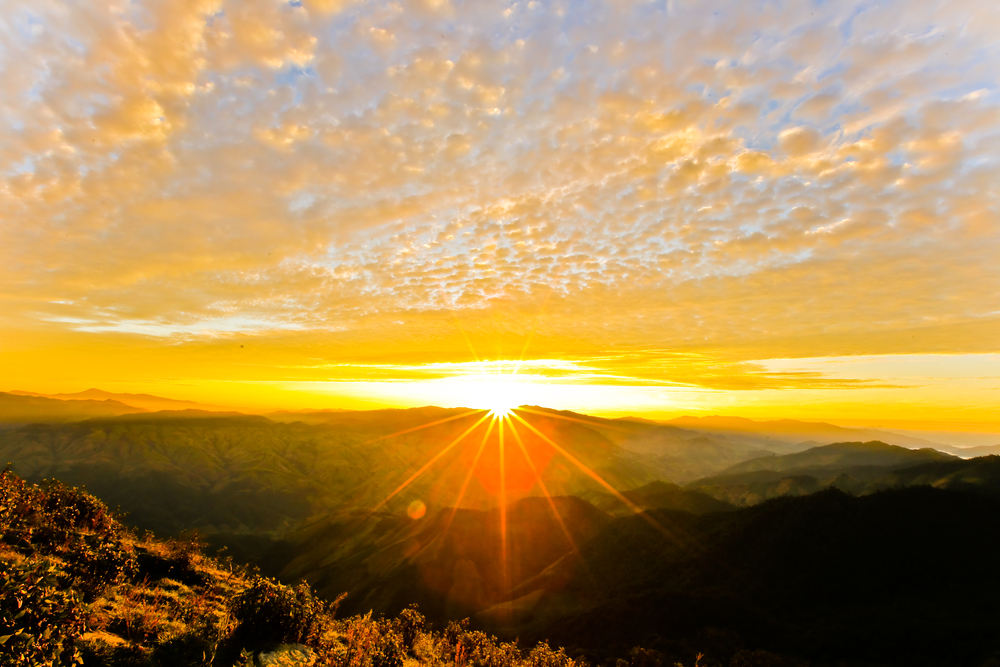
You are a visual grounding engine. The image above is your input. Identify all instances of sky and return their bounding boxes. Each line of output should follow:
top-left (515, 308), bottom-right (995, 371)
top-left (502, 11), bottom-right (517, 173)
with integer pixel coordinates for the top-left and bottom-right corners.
top-left (1, 0), bottom-right (998, 428)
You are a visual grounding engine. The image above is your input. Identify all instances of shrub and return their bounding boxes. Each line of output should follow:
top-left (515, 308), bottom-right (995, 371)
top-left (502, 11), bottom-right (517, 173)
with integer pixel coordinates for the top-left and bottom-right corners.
top-left (458, 630), bottom-right (523, 667)
top-left (63, 537), bottom-right (138, 598)
top-left (341, 611), bottom-right (405, 667)
top-left (628, 647), bottom-right (666, 667)
top-left (230, 576), bottom-right (337, 647)
top-left (0, 559), bottom-right (86, 666)
top-left (38, 480), bottom-right (118, 539)
top-left (527, 642), bottom-right (578, 667)
top-left (729, 650), bottom-right (798, 667)
top-left (393, 604), bottom-right (425, 650)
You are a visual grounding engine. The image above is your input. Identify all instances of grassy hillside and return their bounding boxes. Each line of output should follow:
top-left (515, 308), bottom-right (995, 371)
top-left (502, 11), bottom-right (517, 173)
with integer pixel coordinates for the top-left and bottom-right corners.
top-left (7, 463), bottom-right (998, 666)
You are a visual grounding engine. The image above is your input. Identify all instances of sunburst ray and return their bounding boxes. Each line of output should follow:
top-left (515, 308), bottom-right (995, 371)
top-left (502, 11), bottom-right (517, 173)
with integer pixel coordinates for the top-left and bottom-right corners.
top-left (363, 408), bottom-right (487, 445)
top-left (506, 416), bottom-right (585, 562)
top-left (442, 416), bottom-right (497, 535)
top-left (510, 410), bottom-right (678, 540)
top-left (515, 406), bottom-right (632, 433)
top-left (373, 411), bottom-right (492, 512)
top-left (498, 414), bottom-right (509, 598)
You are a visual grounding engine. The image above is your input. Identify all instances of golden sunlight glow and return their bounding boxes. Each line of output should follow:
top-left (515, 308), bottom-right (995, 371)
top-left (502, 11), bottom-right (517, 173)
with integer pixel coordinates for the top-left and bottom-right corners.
top-left (458, 371), bottom-right (523, 416)
top-left (489, 405), bottom-right (514, 419)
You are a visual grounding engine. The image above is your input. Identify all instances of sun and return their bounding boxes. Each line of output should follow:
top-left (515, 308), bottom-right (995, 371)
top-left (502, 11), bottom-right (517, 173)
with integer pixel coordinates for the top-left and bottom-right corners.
top-left (478, 383), bottom-right (519, 418)
top-left (450, 371), bottom-right (523, 416)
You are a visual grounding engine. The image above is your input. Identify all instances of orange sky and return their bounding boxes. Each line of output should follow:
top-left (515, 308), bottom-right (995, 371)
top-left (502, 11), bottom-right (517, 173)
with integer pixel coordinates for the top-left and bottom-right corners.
top-left (1, 0), bottom-right (999, 430)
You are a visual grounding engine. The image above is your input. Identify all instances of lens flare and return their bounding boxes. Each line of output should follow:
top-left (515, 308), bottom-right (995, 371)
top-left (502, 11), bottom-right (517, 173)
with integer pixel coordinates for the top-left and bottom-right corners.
top-left (406, 500), bottom-right (426, 519)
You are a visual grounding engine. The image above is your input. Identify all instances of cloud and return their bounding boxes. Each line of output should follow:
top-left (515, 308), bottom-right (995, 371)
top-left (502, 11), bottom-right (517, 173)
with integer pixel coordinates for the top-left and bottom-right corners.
top-left (0, 0), bottom-right (998, 408)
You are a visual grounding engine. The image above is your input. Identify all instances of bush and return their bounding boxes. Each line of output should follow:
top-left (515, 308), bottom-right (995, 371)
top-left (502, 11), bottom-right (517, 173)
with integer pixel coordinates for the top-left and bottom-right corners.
top-left (729, 650), bottom-right (799, 667)
top-left (341, 611), bottom-right (405, 667)
top-left (527, 642), bottom-right (578, 667)
top-left (393, 604), bottom-right (425, 650)
top-left (38, 480), bottom-right (119, 540)
top-left (64, 537), bottom-right (138, 598)
top-left (230, 576), bottom-right (338, 647)
top-left (0, 559), bottom-right (86, 666)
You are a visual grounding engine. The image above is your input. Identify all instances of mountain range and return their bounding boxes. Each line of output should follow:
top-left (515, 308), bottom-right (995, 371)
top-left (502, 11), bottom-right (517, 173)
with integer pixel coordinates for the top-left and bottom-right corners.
top-left (3, 391), bottom-right (1000, 664)
top-left (9, 388), bottom-right (232, 412)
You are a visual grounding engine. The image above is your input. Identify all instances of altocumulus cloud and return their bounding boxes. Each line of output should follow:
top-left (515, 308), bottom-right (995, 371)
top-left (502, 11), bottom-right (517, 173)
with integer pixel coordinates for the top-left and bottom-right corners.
top-left (1, 0), bottom-right (999, 390)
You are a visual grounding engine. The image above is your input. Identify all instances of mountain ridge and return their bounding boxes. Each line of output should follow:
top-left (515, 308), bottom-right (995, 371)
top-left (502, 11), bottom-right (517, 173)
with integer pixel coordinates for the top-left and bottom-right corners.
top-left (10, 388), bottom-right (232, 412)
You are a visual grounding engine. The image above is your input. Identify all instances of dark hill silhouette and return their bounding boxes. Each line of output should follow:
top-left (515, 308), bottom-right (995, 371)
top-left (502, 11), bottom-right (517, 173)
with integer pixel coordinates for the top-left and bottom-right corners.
top-left (666, 415), bottom-right (945, 449)
top-left (84, 409), bottom-right (272, 425)
top-left (10, 388), bottom-right (230, 412)
top-left (870, 454), bottom-right (1000, 495)
top-left (254, 482), bottom-right (1000, 666)
top-left (584, 480), bottom-right (736, 516)
top-left (519, 407), bottom-right (791, 483)
top-left (0, 391), bottom-right (147, 425)
top-left (519, 486), bottom-right (1000, 667)
top-left (685, 441), bottom-right (959, 506)
top-left (719, 440), bottom-right (956, 474)
top-left (951, 443), bottom-right (1000, 458)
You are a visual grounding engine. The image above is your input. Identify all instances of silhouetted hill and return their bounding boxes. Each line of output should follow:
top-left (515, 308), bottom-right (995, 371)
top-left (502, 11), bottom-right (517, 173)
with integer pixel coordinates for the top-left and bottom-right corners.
top-left (84, 409), bottom-right (271, 425)
top-left (719, 441), bottom-right (956, 475)
top-left (685, 441), bottom-right (959, 506)
top-left (666, 415), bottom-right (945, 449)
top-left (870, 454), bottom-right (1000, 495)
top-left (10, 388), bottom-right (230, 412)
top-left (263, 408), bottom-right (352, 424)
top-left (518, 487), bottom-right (1000, 666)
top-left (584, 480), bottom-right (736, 516)
top-left (951, 444), bottom-right (1000, 458)
top-left (252, 480), bottom-right (1000, 666)
top-left (521, 407), bottom-right (788, 483)
top-left (0, 391), bottom-right (147, 426)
